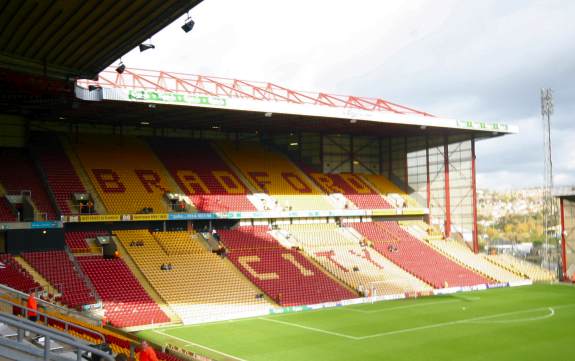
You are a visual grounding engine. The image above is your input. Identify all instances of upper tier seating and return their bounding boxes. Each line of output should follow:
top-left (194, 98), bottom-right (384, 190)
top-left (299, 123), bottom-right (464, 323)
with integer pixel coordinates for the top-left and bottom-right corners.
top-left (115, 229), bottom-right (271, 324)
top-left (220, 226), bottom-right (355, 306)
top-left (0, 148), bottom-right (57, 220)
top-left (72, 136), bottom-right (175, 214)
top-left (426, 239), bottom-right (526, 283)
top-left (308, 173), bottom-right (392, 209)
top-left (216, 141), bottom-right (334, 211)
top-left (151, 139), bottom-right (256, 212)
top-left (282, 224), bottom-right (432, 295)
top-left (77, 255), bottom-right (170, 328)
top-left (21, 251), bottom-right (97, 309)
top-left (0, 254), bottom-right (40, 292)
top-left (32, 134), bottom-right (88, 215)
top-left (360, 174), bottom-right (419, 207)
top-left (0, 196), bottom-right (16, 221)
top-left (485, 254), bottom-right (556, 282)
top-left (349, 222), bottom-right (490, 288)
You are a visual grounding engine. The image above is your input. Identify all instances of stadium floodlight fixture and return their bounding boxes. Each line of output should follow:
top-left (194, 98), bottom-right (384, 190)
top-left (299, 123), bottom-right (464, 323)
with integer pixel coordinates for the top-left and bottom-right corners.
top-left (264, 112), bottom-right (273, 117)
top-left (139, 43), bottom-right (155, 52)
top-left (182, 13), bottom-right (195, 33)
top-left (88, 85), bottom-right (102, 91)
top-left (140, 121), bottom-right (150, 125)
top-left (116, 61), bottom-right (126, 74)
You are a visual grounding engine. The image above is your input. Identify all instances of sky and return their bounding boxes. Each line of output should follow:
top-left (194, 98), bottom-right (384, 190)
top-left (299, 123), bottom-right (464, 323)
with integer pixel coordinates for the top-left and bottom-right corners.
top-left (119, 0), bottom-right (575, 190)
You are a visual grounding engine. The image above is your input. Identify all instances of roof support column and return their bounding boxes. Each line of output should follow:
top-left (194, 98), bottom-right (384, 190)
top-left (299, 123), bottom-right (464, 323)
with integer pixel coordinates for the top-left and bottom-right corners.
top-left (471, 136), bottom-right (479, 253)
top-left (444, 134), bottom-right (451, 237)
top-left (426, 133), bottom-right (431, 225)
top-left (404, 136), bottom-right (409, 193)
top-left (560, 197), bottom-right (567, 279)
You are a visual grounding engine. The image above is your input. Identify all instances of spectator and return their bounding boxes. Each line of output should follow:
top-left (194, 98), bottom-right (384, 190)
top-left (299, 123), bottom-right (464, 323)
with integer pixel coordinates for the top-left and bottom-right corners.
top-left (27, 292), bottom-right (38, 322)
top-left (139, 341), bottom-right (158, 361)
top-left (212, 229), bottom-right (220, 242)
top-left (115, 354), bottom-right (128, 361)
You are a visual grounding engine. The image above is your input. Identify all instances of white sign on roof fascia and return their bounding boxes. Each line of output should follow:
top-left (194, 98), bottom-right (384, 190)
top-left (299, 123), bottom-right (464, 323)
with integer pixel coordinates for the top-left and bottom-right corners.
top-left (101, 88), bottom-right (518, 134)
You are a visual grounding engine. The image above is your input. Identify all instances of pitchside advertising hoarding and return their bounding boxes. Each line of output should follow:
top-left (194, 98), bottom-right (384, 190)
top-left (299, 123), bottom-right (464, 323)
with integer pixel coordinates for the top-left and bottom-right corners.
top-left (99, 88), bottom-right (517, 134)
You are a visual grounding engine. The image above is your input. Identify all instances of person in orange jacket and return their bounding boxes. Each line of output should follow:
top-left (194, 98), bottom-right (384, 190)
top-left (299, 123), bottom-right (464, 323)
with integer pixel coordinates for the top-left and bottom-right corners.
top-left (139, 340), bottom-right (158, 361)
top-left (27, 292), bottom-right (38, 322)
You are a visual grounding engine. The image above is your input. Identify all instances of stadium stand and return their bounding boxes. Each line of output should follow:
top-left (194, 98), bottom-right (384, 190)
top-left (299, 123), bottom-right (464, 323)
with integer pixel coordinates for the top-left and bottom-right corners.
top-left (219, 226), bottom-right (356, 306)
top-left (31, 134), bottom-right (89, 215)
top-left (21, 250), bottom-right (97, 309)
top-left (0, 196), bottom-right (16, 221)
top-left (0, 148), bottom-right (57, 220)
top-left (425, 239), bottom-right (526, 283)
top-left (281, 223), bottom-right (432, 295)
top-left (151, 139), bottom-right (256, 212)
top-left (349, 222), bottom-right (490, 288)
top-left (308, 173), bottom-right (392, 209)
top-left (72, 136), bottom-right (176, 214)
top-left (77, 255), bottom-right (170, 328)
top-left (114, 229), bottom-right (271, 324)
top-left (65, 230), bottom-right (106, 253)
top-left (0, 254), bottom-right (40, 293)
top-left (485, 254), bottom-right (556, 282)
top-left (360, 174), bottom-right (419, 208)
top-left (216, 141), bottom-right (335, 210)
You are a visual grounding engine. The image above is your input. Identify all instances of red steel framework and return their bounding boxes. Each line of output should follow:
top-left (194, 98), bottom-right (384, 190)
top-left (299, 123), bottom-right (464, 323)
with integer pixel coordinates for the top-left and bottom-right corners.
top-left (78, 67), bottom-right (434, 116)
top-left (560, 198), bottom-right (567, 279)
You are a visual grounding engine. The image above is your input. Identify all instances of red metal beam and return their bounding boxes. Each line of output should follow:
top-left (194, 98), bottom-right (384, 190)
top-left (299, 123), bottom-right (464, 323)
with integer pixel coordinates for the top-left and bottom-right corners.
top-left (426, 134), bottom-right (431, 225)
top-left (471, 136), bottom-right (479, 253)
top-left (560, 198), bottom-right (567, 280)
top-left (444, 135), bottom-right (451, 237)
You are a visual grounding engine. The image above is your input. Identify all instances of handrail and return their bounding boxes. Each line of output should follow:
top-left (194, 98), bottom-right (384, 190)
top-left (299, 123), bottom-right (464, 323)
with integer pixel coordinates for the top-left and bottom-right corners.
top-left (0, 283), bottom-right (101, 326)
top-left (0, 312), bottom-right (114, 361)
top-left (0, 298), bottom-right (105, 344)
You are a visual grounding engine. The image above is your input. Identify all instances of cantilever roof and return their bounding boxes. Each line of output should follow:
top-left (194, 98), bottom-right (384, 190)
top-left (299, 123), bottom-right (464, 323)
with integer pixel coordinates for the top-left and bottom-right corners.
top-left (0, 0), bottom-right (203, 80)
top-left (76, 67), bottom-right (518, 135)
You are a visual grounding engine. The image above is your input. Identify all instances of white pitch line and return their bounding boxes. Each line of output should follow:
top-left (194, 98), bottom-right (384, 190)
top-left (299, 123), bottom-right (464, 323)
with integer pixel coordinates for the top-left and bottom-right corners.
top-left (258, 317), bottom-right (359, 340)
top-left (467, 307), bottom-right (555, 324)
top-left (356, 305), bottom-right (572, 340)
top-left (345, 299), bottom-right (461, 314)
top-left (154, 330), bottom-right (249, 361)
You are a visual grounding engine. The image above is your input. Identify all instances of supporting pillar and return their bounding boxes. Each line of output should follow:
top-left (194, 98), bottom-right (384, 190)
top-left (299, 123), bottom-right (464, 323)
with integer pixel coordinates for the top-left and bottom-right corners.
top-left (471, 136), bottom-right (479, 253)
top-left (443, 135), bottom-right (451, 237)
top-left (404, 137), bottom-right (409, 192)
top-left (425, 134), bottom-right (431, 224)
top-left (388, 139), bottom-right (392, 179)
top-left (319, 133), bottom-right (324, 172)
top-left (560, 198), bottom-right (567, 279)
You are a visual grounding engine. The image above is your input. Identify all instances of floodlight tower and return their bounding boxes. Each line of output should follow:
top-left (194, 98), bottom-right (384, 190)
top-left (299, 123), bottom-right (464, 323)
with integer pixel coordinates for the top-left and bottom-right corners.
top-left (541, 88), bottom-right (558, 273)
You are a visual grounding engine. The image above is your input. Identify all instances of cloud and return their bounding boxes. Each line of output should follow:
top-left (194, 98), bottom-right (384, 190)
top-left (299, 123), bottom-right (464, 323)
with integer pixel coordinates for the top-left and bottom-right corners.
top-left (118, 0), bottom-right (575, 189)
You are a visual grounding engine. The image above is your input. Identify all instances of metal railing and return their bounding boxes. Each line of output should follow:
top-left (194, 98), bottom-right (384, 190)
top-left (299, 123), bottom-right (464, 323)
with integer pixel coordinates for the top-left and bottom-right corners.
top-left (0, 312), bottom-right (113, 361)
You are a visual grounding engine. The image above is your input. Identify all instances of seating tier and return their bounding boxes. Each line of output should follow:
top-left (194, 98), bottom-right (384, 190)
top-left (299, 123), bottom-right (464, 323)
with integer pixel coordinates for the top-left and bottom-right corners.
top-left (220, 226), bottom-right (356, 306)
top-left (151, 139), bottom-right (256, 212)
top-left (308, 173), bottom-right (391, 209)
top-left (77, 255), bottom-right (170, 328)
top-left (0, 254), bottom-right (40, 293)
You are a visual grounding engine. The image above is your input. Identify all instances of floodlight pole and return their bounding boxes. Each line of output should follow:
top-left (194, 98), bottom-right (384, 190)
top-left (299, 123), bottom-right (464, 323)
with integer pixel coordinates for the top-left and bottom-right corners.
top-left (541, 88), bottom-right (558, 275)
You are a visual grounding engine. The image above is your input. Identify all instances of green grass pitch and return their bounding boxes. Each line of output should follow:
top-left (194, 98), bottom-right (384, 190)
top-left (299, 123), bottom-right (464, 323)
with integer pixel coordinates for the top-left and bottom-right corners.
top-left (139, 284), bottom-right (575, 361)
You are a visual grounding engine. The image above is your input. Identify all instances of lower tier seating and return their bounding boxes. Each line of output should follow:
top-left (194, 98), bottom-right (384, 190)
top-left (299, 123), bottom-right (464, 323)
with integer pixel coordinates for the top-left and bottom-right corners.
top-left (350, 222), bottom-right (490, 288)
top-left (115, 229), bottom-right (271, 324)
top-left (485, 254), bottom-right (556, 282)
top-left (77, 256), bottom-right (170, 328)
top-left (0, 254), bottom-right (40, 292)
top-left (282, 224), bottom-right (432, 296)
top-left (21, 251), bottom-right (97, 309)
top-left (220, 226), bottom-right (356, 306)
top-left (427, 239), bottom-right (526, 283)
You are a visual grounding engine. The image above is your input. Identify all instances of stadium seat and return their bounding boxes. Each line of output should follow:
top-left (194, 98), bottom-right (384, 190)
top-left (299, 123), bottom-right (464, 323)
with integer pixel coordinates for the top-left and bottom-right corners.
top-left (21, 250), bottom-right (97, 309)
top-left (485, 254), bottom-right (556, 282)
top-left (308, 173), bottom-right (392, 209)
top-left (150, 139), bottom-right (257, 212)
top-left (31, 134), bottom-right (89, 215)
top-left (216, 141), bottom-right (335, 211)
top-left (72, 136), bottom-right (177, 214)
top-left (77, 255), bottom-right (170, 328)
top-left (349, 221), bottom-right (490, 288)
top-left (282, 223), bottom-right (433, 295)
top-left (114, 229), bottom-right (271, 324)
top-left (0, 254), bottom-right (40, 292)
top-left (0, 148), bottom-right (57, 220)
top-left (220, 226), bottom-right (356, 306)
